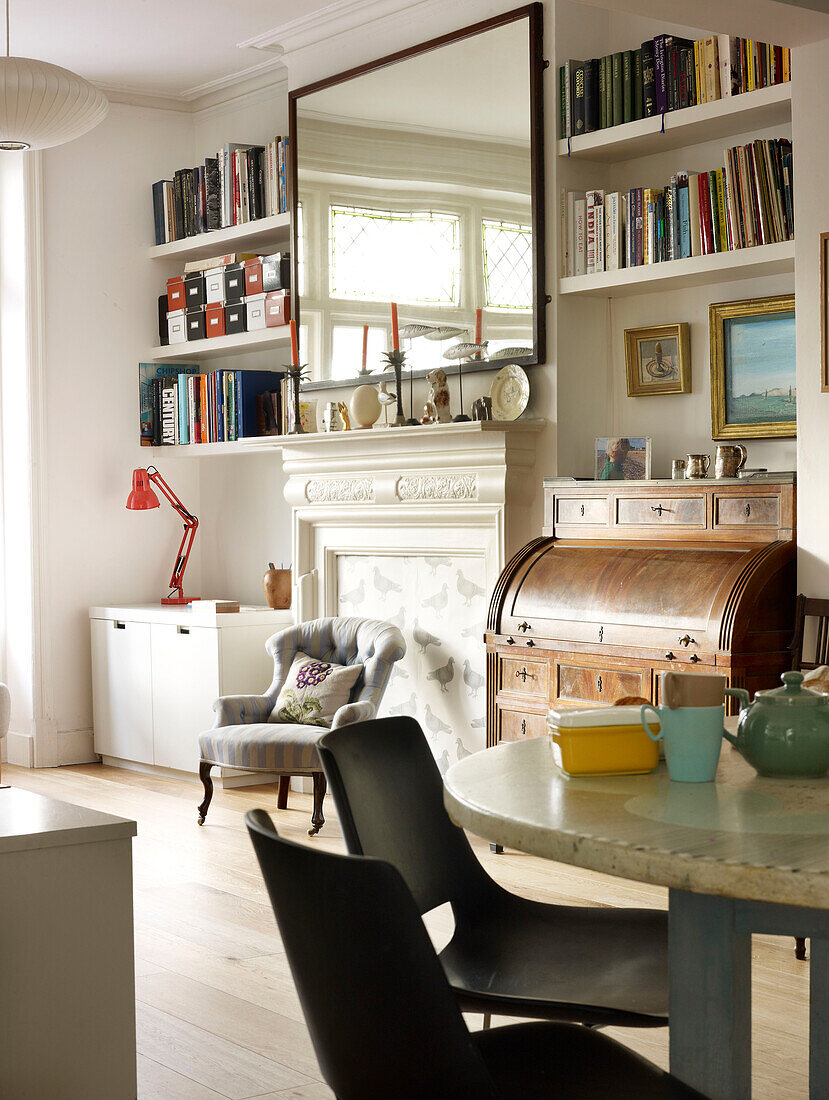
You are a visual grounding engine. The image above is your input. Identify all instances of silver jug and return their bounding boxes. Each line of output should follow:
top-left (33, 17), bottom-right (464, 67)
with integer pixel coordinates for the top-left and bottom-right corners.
top-left (715, 444), bottom-right (748, 479)
top-left (685, 453), bottom-right (710, 479)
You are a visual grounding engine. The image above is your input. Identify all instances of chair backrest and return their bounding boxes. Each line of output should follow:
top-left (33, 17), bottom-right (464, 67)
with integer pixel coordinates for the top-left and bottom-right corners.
top-left (791, 594), bottom-right (829, 669)
top-left (245, 809), bottom-right (498, 1100)
top-left (318, 716), bottom-right (497, 915)
top-left (265, 616), bottom-right (405, 710)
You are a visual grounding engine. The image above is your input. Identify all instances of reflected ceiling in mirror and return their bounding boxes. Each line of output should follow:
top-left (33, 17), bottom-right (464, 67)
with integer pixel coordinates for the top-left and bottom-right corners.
top-left (289, 5), bottom-right (544, 388)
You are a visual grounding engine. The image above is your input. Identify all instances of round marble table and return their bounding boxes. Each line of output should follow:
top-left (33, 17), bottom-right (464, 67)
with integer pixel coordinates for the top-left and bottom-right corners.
top-left (445, 736), bottom-right (829, 1100)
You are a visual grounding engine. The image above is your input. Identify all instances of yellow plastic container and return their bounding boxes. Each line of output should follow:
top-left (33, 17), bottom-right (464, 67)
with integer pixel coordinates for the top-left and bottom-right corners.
top-left (547, 706), bottom-right (659, 777)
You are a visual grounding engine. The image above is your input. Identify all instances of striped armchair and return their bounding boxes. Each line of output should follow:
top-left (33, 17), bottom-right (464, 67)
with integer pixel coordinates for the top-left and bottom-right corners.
top-left (197, 617), bottom-right (406, 836)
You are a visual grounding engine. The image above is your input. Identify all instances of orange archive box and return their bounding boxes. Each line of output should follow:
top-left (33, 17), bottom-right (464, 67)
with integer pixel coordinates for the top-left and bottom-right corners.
top-left (265, 290), bottom-right (291, 327)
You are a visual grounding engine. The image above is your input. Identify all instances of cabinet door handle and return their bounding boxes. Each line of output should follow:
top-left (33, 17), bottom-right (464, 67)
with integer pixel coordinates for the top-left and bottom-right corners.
top-left (114, 621), bottom-right (126, 630)
top-left (517, 621), bottom-right (532, 632)
top-left (597, 675), bottom-right (603, 693)
top-left (515, 667), bottom-right (529, 682)
top-left (678, 634), bottom-right (696, 647)
top-left (177, 626), bottom-right (190, 635)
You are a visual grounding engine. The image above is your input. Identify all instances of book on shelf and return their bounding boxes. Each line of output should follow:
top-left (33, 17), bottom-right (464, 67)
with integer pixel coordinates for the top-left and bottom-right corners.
top-left (152, 135), bottom-right (289, 246)
top-left (561, 138), bottom-right (793, 277)
top-left (559, 32), bottom-right (790, 140)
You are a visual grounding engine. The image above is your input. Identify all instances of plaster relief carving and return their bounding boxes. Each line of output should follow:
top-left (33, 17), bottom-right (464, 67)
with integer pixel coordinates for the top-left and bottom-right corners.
top-left (305, 477), bottom-right (375, 503)
top-left (396, 474), bottom-right (478, 502)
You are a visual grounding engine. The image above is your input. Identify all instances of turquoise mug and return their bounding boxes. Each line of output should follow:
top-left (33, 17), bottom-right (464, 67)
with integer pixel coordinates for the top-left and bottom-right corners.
top-left (640, 695), bottom-right (741, 782)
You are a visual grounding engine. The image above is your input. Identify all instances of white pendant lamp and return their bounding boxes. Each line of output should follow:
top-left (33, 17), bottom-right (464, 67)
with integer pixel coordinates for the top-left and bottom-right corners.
top-left (0, 0), bottom-right (108, 151)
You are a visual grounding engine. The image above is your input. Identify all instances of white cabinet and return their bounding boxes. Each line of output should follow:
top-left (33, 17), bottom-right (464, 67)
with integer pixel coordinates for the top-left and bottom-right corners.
top-left (90, 603), bottom-right (292, 774)
top-left (90, 617), bottom-right (154, 765)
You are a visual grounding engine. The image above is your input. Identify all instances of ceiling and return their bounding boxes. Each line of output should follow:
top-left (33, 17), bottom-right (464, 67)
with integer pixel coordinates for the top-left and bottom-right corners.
top-left (3, 0), bottom-right (328, 99)
top-left (11, 0), bottom-right (829, 103)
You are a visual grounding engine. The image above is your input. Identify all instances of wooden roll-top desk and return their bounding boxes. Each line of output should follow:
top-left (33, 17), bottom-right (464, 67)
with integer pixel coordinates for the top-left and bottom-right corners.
top-left (485, 476), bottom-right (796, 748)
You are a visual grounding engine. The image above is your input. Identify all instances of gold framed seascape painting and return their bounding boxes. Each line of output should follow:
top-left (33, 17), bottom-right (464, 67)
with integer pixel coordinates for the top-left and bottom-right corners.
top-left (624, 323), bottom-right (691, 397)
top-left (709, 294), bottom-right (796, 440)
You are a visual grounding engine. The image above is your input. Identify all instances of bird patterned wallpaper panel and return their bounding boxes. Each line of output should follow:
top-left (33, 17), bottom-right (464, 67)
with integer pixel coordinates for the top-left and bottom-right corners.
top-left (337, 553), bottom-right (488, 771)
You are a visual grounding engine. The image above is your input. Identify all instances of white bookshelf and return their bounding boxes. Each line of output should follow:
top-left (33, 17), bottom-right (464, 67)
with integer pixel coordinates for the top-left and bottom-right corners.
top-left (149, 437), bottom-right (287, 458)
top-left (559, 239), bottom-right (794, 298)
top-left (557, 82), bottom-right (791, 163)
top-left (148, 211), bottom-right (291, 262)
top-left (150, 326), bottom-right (292, 363)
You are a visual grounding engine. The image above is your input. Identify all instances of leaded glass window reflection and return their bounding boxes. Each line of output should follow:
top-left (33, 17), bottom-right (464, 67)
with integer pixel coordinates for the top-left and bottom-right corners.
top-left (482, 218), bottom-right (532, 311)
top-left (330, 204), bottom-right (460, 305)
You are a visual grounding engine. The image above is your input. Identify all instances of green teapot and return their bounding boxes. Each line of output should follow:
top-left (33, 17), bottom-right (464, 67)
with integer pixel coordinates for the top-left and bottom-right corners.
top-left (724, 672), bottom-right (829, 778)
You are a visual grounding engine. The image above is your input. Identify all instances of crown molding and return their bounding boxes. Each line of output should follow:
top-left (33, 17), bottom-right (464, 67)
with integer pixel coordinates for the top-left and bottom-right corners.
top-left (238, 0), bottom-right (439, 59)
top-left (92, 55), bottom-right (289, 116)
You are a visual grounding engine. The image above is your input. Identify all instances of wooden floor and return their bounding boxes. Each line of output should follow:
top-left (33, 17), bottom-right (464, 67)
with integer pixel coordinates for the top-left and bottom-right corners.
top-left (4, 761), bottom-right (811, 1099)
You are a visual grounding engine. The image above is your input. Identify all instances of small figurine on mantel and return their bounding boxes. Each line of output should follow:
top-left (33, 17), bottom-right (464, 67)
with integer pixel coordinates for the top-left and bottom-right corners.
top-left (426, 368), bottom-right (452, 422)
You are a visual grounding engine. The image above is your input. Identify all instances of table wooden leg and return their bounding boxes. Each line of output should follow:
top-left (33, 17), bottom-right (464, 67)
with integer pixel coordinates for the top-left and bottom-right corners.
top-left (668, 888), bottom-right (751, 1100)
top-left (810, 937), bottom-right (829, 1098)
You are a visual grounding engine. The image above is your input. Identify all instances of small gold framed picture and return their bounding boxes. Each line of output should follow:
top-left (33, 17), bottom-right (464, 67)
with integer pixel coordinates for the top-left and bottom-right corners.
top-left (709, 294), bottom-right (795, 440)
top-left (624, 323), bottom-right (691, 397)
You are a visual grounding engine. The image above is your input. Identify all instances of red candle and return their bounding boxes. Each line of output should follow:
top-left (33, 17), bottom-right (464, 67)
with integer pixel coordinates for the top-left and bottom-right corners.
top-left (475, 307), bottom-right (483, 346)
top-left (290, 319), bottom-right (299, 366)
top-left (390, 302), bottom-right (399, 351)
top-left (362, 324), bottom-right (369, 368)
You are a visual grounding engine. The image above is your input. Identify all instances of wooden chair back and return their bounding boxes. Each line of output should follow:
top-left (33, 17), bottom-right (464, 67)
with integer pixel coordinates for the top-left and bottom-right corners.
top-left (790, 594), bottom-right (829, 669)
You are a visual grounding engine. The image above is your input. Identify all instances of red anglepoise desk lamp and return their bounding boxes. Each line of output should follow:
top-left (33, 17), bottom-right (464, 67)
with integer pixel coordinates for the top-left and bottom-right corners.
top-left (126, 467), bottom-right (199, 605)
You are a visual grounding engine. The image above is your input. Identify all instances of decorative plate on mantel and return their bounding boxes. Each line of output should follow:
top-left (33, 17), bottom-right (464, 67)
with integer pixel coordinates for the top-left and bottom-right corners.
top-left (490, 364), bottom-right (530, 421)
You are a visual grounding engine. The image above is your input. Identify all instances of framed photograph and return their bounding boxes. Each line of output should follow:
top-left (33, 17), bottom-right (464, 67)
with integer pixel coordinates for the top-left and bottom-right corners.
top-left (594, 437), bottom-right (652, 481)
top-left (624, 322), bottom-right (691, 397)
top-left (709, 294), bottom-right (796, 440)
top-left (821, 232), bottom-right (829, 391)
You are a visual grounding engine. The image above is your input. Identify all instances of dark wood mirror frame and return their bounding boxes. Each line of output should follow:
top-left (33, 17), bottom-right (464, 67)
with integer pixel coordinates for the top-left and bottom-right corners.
top-left (288, 3), bottom-right (546, 391)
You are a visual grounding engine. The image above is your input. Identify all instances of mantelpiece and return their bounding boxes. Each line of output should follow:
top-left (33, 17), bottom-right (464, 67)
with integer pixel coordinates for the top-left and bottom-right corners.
top-left (281, 418), bottom-right (545, 771)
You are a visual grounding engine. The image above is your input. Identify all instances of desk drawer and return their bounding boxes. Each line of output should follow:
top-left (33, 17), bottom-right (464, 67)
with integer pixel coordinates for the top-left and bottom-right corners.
top-left (556, 496), bottom-right (609, 526)
top-left (556, 662), bottom-right (650, 705)
top-left (498, 708), bottom-right (547, 743)
top-left (498, 656), bottom-right (548, 699)
top-left (616, 495), bottom-right (705, 527)
top-left (714, 494), bottom-right (780, 528)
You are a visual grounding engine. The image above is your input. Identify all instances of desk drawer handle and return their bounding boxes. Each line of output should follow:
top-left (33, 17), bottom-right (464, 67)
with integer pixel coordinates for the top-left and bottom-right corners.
top-left (526, 639), bottom-right (535, 647)
top-left (114, 621), bottom-right (126, 630)
top-left (518, 621), bottom-right (532, 632)
top-left (506, 637), bottom-right (515, 646)
top-left (745, 503), bottom-right (751, 517)
top-left (665, 651), bottom-right (676, 661)
top-left (580, 504), bottom-right (585, 516)
top-left (678, 634), bottom-right (696, 647)
top-left (178, 626), bottom-right (190, 635)
top-left (651, 504), bottom-right (667, 516)
top-left (690, 654), bottom-right (700, 663)
top-left (515, 667), bottom-right (531, 682)
top-left (597, 675), bottom-right (603, 694)
top-left (521, 719), bottom-right (527, 736)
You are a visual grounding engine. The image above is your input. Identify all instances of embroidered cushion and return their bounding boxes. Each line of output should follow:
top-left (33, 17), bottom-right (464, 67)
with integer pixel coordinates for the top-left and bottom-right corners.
top-left (271, 651), bottom-right (363, 726)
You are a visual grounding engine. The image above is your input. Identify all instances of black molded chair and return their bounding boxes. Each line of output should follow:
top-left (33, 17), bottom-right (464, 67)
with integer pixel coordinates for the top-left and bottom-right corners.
top-left (317, 716), bottom-right (669, 1029)
top-left (245, 809), bottom-right (703, 1100)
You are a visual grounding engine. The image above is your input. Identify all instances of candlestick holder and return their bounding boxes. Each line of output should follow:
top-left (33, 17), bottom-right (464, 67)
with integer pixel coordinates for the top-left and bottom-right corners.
top-left (382, 349), bottom-right (408, 426)
top-left (286, 363), bottom-right (308, 434)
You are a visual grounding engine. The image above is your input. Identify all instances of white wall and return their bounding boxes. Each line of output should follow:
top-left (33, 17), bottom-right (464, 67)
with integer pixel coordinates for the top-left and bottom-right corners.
top-left (793, 37), bottom-right (829, 592)
top-left (37, 102), bottom-right (200, 758)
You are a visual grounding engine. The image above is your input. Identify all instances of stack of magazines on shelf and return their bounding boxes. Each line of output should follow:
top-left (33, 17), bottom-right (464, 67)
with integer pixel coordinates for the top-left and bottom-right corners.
top-left (152, 136), bottom-right (289, 244)
top-left (561, 138), bottom-right (793, 276)
top-left (560, 34), bottom-right (791, 138)
top-left (139, 365), bottom-right (287, 446)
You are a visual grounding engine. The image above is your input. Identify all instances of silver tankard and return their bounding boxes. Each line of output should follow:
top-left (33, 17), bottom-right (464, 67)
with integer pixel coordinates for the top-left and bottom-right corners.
top-left (685, 453), bottom-right (710, 479)
top-left (715, 444), bottom-right (747, 479)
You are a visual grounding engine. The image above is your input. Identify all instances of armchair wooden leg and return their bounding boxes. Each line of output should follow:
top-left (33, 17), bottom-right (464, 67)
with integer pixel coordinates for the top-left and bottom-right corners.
top-left (277, 775), bottom-right (291, 810)
top-left (197, 762), bottom-right (214, 825)
top-left (309, 772), bottom-right (327, 837)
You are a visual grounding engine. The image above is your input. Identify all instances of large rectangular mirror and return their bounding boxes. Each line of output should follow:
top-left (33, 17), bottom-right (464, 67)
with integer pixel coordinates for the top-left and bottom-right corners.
top-left (289, 4), bottom-right (545, 388)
